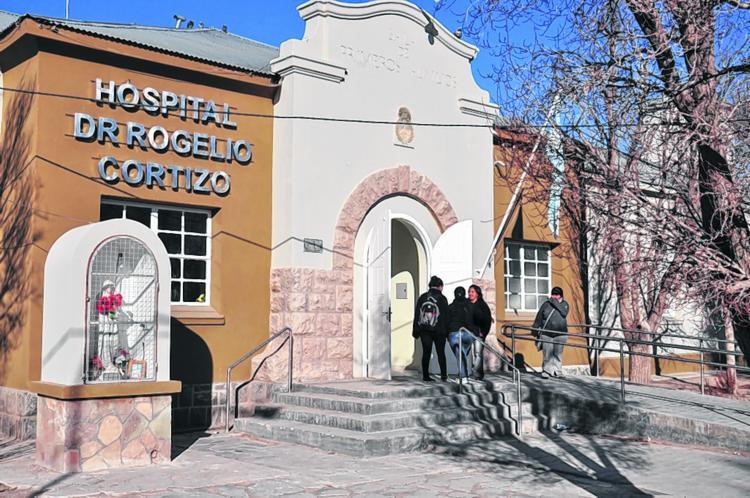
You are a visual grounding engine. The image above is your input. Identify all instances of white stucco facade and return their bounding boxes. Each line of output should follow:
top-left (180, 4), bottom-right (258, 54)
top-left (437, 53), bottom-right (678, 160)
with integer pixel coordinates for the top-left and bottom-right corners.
top-left (271, 0), bottom-right (499, 273)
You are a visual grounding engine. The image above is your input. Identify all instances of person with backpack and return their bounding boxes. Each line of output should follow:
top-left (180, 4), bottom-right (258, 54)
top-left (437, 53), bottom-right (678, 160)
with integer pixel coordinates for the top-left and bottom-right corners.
top-left (532, 286), bottom-right (569, 378)
top-left (447, 286), bottom-right (474, 379)
top-left (412, 275), bottom-right (450, 381)
top-left (467, 284), bottom-right (493, 380)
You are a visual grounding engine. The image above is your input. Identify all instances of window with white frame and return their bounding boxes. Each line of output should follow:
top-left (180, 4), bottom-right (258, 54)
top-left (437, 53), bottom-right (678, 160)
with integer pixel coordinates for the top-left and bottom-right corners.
top-left (504, 242), bottom-right (551, 311)
top-left (100, 200), bottom-right (212, 305)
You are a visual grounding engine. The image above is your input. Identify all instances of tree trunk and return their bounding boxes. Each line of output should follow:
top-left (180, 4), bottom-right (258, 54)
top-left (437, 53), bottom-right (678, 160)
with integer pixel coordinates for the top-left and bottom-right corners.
top-left (724, 312), bottom-right (738, 395)
top-left (627, 342), bottom-right (652, 385)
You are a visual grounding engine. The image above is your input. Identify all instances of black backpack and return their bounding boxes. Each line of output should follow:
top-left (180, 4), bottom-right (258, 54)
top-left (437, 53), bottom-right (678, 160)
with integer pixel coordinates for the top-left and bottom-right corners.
top-left (417, 295), bottom-right (440, 331)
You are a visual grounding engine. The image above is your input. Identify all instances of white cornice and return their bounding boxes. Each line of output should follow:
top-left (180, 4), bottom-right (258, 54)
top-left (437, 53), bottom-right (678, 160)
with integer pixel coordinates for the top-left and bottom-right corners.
top-left (458, 98), bottom-right (500, 121)
top-left (271, 54), bottom-right (347, 83)
top-left (297, 0), bottom-right (479, 61)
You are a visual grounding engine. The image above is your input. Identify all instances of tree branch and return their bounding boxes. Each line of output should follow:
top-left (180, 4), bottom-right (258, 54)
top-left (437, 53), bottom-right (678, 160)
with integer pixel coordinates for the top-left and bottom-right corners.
top-left (724, 0), bottom-right (750, 9)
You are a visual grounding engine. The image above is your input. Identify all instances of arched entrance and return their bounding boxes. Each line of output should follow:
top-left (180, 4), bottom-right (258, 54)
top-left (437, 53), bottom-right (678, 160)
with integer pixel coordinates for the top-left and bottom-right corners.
top-left (259, 166), bottom-right (474, 384)
top-left (354, 197), bottom-right (440, 379)
top-left (352, 194), bottom-right (475, 380)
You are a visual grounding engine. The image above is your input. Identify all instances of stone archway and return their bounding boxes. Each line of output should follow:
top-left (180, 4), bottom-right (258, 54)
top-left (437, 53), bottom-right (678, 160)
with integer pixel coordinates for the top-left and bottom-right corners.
top-left (255, 166), bottom-right (459, 383)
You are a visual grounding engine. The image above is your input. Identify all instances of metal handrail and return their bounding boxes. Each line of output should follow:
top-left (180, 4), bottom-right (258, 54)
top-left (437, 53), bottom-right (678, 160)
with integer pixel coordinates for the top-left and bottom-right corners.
top-left (568, 323), bottom-right (742, 347)
top-left (225, 327), bottom-right (293, 432)
top-left (456, 327), bottom-right (523, 437)
top-left (501, 324), bottom-right (748, 401)
top-left (505, 325), bottom-right (746, 358)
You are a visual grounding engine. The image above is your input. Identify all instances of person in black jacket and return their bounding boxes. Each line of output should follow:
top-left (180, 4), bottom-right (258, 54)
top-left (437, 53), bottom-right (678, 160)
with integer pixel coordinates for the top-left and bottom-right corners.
top-left (467, 285), bottom-right (493, 380)
top-left (447, 287), bottom-right (474, 378)
top-left (412, 275), bottom-right (450, 381)
top-left (532, 286), bottom-right (569, 378)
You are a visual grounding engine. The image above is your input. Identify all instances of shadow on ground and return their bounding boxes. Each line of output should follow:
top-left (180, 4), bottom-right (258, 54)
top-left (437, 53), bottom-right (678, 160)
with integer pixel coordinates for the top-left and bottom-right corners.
top-left (414, 374), bottom-right (654, 496)
top-left (171, 431), bottom-right (213, 460)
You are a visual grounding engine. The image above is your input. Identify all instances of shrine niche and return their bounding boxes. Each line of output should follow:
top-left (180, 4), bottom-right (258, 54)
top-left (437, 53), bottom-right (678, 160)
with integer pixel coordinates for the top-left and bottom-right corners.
top-left (35, 219), bottom-right (179, 473)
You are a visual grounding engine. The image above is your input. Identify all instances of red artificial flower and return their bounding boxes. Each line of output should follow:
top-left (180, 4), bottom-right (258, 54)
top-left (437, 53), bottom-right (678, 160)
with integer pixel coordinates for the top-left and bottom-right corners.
top-left (96, 293), bottom-right (123, 314)
top-left (91, 355), bottom-right (104, 369)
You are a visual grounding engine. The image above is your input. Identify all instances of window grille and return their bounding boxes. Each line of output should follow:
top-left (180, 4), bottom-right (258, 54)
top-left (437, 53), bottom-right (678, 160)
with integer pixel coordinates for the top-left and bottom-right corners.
top-left (504, 242), bottom-right (551, 312)
top-left (101, 200), bottom-right (211, 305)
top-left (85, 236), bottom-right (157, 383)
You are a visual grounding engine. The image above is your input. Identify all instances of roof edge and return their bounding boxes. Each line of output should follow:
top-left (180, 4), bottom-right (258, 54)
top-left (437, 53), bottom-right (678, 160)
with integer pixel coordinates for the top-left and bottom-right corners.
top-left (297, 0), bottom-right (478, 61)
top-left (0, 15), bottom-right (277, 79)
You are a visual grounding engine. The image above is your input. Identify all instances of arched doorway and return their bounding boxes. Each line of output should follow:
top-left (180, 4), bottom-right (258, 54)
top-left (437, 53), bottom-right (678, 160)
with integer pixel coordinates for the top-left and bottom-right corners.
top-left (389, 216), bottom-right (430, 375)
top-left (353, 196), bottom-right (440, 379)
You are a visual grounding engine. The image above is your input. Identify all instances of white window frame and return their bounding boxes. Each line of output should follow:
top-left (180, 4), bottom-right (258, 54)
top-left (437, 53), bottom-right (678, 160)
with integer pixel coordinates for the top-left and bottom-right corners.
top-left (101, 199), bottom-right (212, 306)
top-left (504, 241), bottom-right (551, 312)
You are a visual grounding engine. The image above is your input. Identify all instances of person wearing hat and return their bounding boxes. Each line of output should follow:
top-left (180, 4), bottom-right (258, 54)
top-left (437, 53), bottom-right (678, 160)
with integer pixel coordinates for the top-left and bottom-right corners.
top-left (532, 286), bottom-right (569, 378)
top-left (412, 275), bottom-right (450, 381)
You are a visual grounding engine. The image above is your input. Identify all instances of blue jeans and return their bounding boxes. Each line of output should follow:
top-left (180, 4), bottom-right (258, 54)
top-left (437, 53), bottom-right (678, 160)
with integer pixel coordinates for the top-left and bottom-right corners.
top-left (448, 330), bottom-right (476, 377)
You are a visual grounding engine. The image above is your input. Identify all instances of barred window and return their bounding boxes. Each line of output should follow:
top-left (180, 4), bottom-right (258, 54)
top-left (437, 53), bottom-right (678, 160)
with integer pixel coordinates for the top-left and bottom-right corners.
top-left (504, 242), bottom-right (550, 312)
top-left (101, 200), bottom-right (212, 305)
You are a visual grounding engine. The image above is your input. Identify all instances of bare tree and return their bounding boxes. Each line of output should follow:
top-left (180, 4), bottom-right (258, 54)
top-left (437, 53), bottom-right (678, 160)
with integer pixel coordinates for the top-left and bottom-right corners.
top-left (442, 0), bottom-right (750, 384)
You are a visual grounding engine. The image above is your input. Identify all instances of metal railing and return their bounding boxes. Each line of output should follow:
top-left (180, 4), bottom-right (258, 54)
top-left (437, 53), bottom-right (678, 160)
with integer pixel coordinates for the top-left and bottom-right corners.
top-left (225, 327), bottom-right (293, 432)
top-left (456, 327), bottom-right (523, 437)
top-left (566, 323), bottom-right (743, 389)
top-left (501, 324), bottom-right (748, 402)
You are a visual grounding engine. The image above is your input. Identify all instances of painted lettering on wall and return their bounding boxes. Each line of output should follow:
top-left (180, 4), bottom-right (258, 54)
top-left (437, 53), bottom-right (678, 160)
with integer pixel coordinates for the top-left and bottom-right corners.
top-left (73, 79), bottom-right (253, 195)
top-left (337, 32), bottom-right (457, 88)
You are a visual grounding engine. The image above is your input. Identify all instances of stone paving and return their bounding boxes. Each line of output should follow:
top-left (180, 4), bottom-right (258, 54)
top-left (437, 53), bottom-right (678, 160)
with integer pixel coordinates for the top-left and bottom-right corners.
top-left (0, 429), bottom-right (748, 497)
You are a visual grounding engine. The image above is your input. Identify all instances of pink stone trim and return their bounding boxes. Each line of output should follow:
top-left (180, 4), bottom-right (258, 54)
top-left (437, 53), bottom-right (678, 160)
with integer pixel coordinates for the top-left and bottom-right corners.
top-left (255, 167), bottom-right (459, 383)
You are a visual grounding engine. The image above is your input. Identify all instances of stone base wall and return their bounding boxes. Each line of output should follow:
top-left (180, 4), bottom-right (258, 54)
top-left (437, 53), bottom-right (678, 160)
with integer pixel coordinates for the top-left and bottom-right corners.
top-left (172, 381), bottom-right (276, 432)
top-left (256, 268), bottom-right (354, 383)
top-left (0, 386), bottom-right (36, 440)
top-left (36, 395), bottom-right (171, 473)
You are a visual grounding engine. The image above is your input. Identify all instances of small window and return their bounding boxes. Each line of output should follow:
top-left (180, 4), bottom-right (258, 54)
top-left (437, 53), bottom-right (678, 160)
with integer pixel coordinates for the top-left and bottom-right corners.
top-left (504, 241), bottom-right (552, 312)
top-left (101, 199), bottom-right (212, 305)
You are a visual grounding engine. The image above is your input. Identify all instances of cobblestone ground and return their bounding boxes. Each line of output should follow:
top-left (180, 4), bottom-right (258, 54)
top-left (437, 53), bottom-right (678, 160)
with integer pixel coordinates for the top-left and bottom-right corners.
top-left (0, 430), bottom-right (748, 497)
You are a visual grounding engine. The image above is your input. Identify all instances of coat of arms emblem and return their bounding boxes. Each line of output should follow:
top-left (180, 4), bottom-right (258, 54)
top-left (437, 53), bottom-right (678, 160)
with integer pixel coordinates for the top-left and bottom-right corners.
top-left (395, 107), bottom-right (414, 145)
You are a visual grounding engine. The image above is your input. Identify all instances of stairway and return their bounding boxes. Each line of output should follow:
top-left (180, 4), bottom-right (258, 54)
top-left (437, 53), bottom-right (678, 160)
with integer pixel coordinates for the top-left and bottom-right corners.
top-left (233, 376), bottom-right (538, 457)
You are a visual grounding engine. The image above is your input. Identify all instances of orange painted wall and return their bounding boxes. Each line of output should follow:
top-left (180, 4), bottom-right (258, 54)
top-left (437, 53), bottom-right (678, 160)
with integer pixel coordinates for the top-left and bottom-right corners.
top-left (492, 134), bottom-right (588, 369)
top-left (0, 52), bottom-right (39, 390)
top-left (0, 26), bottom-right (274, 389)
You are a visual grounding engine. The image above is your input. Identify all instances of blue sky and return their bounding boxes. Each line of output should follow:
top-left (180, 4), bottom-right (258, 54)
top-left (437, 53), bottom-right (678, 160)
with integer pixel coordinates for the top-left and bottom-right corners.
top-left (0, 0), bottom-right (502, 99)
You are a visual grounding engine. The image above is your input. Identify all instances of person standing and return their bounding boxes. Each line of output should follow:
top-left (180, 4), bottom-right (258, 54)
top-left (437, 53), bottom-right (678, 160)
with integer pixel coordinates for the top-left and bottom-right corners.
top-left (412, 276), bottom-right (450, 381)
top-left (447, 287), bottom-right (474, 378)
top-left (467, 284), bottom-right (493, 380)
top-left (532, 286), bottom-right (569, 378)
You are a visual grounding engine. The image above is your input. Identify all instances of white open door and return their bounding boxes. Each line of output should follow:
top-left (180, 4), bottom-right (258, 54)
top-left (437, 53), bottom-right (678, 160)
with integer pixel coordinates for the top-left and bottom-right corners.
top-left (365, 212), bottom-right (392, 379)
top-left (429, 220), bottom-right (473, 375)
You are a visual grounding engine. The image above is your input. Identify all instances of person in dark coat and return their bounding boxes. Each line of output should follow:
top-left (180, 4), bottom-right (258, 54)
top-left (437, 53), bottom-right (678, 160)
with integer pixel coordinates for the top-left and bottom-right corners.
top-left (467, 284), bottom-right (493, 380)
top-left (532, 286), bottom-right (569, 378)
top-left (447, 287), bottom-right (474, 378)
top-left (412, 276), bottom-right (450, 381)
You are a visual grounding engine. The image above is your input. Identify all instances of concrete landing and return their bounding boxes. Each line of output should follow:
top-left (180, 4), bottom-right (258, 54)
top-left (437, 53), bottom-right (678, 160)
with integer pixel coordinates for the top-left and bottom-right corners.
top-left (520, 374), bottom-right (750, 452)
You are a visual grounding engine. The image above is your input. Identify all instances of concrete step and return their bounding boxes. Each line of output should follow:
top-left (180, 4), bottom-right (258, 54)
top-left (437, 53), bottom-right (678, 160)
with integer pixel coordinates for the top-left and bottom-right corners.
top-left (234, 416), bottom-right (536, 457)
top-left (253, 402), bottom-right (534, 433)
top-left (272, 390), bottom-right (520, 415)
top-left (293, 378), bottom-right (519, 400)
